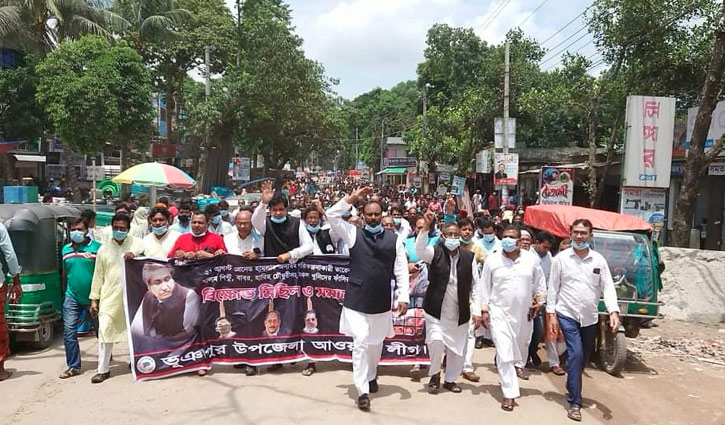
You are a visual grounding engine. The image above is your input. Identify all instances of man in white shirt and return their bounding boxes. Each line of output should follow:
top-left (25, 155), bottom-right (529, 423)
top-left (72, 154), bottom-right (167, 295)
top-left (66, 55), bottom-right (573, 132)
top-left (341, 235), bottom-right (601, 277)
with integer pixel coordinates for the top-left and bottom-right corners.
top-left (547, 219), bottom-right (620, 422)
top-left (142, 207), bottom-right (181, 258)
top-left (473, 218), bottom-right (501, 255)
top-left (327, 186), bottom-right (409, 411)
top-left (223, 210), bottom-right (263, 259)
top-left (415, 212), bottom-right (481, 394)
top-left (206, 203), bottom-right (235, 236)
top-left (472, 190), bottom-right (482, 212)
top-left (390, 205), bottom-right (413, 239)
top-left (529, 230), bottom-right (565, 374)
top-left (481, 225), bottom-right (546, 412)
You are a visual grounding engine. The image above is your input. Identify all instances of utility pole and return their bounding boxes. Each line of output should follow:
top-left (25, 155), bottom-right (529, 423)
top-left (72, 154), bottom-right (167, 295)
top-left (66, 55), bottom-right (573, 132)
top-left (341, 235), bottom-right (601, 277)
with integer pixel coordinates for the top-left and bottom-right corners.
top-left (501, 41), bottom-right (510, 205)
top-left (380, 119), bottom-right (385, 185)
top-left (204, 45), bottom-right (211, 98)
top-left (355, 127), bottom-right (359, 170)
top-left (236, 0), bottom-right (242, 67)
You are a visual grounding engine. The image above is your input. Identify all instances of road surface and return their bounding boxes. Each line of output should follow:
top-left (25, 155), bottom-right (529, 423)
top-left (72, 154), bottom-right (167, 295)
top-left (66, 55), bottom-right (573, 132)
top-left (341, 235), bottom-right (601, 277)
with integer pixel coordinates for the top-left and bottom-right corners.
top-left (2, 319), bottom-right (723, 425)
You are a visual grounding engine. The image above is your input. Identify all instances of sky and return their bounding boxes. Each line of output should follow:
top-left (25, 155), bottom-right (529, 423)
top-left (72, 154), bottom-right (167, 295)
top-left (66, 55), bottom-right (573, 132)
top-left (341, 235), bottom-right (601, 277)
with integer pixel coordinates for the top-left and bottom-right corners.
top-left (224, 0), bottom-right (602, 100)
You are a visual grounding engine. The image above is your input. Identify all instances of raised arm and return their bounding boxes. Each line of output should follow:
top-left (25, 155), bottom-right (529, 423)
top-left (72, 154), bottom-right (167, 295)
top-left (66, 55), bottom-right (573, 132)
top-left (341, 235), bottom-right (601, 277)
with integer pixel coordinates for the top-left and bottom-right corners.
top-left (414, 210), bottom-right (436, 264)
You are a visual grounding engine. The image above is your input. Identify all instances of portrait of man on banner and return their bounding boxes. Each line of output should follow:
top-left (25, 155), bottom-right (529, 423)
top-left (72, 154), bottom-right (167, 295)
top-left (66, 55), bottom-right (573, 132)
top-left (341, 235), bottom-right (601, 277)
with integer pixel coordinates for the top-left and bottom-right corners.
top-left (493, 153), bottom-right (518, 186)
top-left (129, 263), bottom-right (201, 353)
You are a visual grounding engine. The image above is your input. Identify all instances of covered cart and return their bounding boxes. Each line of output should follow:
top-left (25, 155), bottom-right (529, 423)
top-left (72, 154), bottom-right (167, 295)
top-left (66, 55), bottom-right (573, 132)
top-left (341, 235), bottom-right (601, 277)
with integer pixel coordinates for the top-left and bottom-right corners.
top-left (524, 205), bottom-right (664, 375)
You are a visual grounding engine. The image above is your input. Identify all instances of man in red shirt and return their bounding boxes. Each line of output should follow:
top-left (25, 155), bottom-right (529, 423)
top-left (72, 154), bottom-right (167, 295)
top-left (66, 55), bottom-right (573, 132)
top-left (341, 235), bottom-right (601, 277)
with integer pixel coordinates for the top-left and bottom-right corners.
top-left (167, 210), bottom-right (226, 376)
top-left (168, 210), bottom-right (227, 260)
top-left (487, 191), bottom-right (499, 212)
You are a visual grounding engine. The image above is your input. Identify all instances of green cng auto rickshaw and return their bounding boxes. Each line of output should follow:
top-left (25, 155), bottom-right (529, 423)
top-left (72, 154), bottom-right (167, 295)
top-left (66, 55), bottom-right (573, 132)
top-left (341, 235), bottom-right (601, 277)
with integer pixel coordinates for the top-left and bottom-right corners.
top-left (524, 205), bottom-right (664, 376)
top-left (1, 204), bottom-right (81, 348)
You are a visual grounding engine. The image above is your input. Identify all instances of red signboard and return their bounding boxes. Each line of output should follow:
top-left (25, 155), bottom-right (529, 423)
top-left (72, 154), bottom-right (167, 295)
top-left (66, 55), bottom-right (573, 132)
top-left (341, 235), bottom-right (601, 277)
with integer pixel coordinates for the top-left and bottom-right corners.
top-left (152, 143), bottom-right (176, 158)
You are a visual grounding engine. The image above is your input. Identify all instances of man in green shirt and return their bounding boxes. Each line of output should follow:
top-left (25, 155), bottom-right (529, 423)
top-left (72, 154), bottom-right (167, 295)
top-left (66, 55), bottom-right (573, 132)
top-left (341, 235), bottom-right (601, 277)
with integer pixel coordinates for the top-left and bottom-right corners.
top-left (59, 217), bottom-right (102, 379)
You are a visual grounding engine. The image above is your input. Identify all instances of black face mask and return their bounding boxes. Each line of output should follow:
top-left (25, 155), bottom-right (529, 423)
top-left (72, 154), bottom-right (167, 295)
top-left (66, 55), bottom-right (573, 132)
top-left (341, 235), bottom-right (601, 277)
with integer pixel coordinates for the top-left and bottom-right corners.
top-left (178, 215), bottom-right (190, 224)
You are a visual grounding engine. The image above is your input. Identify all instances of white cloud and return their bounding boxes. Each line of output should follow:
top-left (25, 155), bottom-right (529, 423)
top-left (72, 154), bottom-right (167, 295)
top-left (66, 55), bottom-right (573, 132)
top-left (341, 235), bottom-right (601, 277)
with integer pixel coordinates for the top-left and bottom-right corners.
top-left (223, 0), bottom-right (601, 98)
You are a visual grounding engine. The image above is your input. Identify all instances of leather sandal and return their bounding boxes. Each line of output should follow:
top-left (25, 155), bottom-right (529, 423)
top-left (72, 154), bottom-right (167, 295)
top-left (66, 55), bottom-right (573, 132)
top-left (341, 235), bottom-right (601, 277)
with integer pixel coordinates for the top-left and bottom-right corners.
top-left (427, 373), bottom-right (441, 393)
top-left (59, 368), bottom-right (81, 379)
top-left (551, 365), bottom-right (566, 376)
top-left (568, 405), bottom-right (582, 422)
top-left (443, 381), bottom-right (462, 393)
top-left (501, 398), bottom-right (515, 411)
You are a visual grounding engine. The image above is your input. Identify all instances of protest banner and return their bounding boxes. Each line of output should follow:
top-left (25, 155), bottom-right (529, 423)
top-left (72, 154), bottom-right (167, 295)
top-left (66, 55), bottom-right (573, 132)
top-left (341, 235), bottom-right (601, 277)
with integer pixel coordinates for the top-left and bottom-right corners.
top-left (538, 167), bottom-right (574, 205)
top-left (123, 256), bottom-right (428, 381)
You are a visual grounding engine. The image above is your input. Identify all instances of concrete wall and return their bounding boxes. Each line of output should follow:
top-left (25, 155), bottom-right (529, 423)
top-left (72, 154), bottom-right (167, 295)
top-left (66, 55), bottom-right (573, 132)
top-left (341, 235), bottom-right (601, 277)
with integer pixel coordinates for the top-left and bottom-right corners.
top-left (659, 247), bottom-right (725, 324)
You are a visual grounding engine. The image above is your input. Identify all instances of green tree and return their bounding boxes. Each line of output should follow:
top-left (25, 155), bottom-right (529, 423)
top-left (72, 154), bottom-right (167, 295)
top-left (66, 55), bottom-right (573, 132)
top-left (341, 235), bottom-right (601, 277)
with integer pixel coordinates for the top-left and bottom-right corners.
top-left (36, 35), bottom-right (153, 200)
top-left (0, 57), bottom-right (46, 181)
top-left (113, 0), bottom-right (192, 53)
top-left (141, 0), bottom-right (235, 143)
top-left (586, 0), bottom-right (723, 244)
top-left (344, 80), bottom-right (420, 172)
top-left (0, 0), bottom-right (128, 54)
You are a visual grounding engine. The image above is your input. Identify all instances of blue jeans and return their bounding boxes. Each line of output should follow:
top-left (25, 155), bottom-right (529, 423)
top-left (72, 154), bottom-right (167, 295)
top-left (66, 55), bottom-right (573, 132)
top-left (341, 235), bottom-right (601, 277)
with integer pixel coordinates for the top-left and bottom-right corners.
top-left (557, 313), bottom-right (596, 407)
top-left (63, 296), bottom-right (89, 369)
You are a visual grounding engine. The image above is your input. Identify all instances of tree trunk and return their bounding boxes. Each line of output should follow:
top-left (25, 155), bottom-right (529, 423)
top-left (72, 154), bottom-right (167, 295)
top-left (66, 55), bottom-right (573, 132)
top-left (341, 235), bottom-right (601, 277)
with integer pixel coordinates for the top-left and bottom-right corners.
top-left (165, 89), bottom-right (175, 144)
top-left (594, 112), bottom-right (623, 208)
top-left (586, 96), bottom-right (600, 207)
top-left (671, 3), bottom-right (725, 247)
top-left (62, 147), bottom-right (81, 203)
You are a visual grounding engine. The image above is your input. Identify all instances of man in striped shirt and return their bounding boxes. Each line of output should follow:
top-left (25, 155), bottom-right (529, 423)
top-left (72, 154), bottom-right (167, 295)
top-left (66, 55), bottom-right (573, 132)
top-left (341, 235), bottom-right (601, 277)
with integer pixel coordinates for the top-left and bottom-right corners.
top-left (59, 217), bottom-right (102, 379)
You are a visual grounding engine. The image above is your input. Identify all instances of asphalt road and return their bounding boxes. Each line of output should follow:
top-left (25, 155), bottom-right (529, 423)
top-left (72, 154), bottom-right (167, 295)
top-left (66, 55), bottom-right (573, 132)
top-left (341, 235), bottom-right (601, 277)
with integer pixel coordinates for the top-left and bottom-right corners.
top-left (2, 319), bottom-right (723, 425)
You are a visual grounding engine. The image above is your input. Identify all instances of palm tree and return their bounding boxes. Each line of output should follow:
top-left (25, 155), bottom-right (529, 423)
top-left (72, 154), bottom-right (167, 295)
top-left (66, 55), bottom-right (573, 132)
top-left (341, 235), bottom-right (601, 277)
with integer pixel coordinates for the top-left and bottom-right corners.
top-left (0, 0), bottom-right (129, 54)
top-left (113, 0), bottom-right (191, 53)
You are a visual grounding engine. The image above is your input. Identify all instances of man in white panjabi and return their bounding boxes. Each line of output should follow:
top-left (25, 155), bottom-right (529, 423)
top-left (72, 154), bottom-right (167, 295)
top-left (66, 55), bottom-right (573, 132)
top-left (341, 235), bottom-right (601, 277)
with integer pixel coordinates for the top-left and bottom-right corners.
top-left (415, 212), bottom-right (481, 394)
top-left (327, 186), bottom-right (409, 411)
top-left (480, 225), bottom-right (546, 412)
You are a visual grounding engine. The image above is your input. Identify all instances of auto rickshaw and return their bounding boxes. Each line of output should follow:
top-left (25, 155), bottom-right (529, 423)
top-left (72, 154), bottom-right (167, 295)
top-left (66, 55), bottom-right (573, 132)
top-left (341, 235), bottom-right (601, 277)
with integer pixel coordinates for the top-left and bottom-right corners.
top-left (1, 204), bottom-right (81, 348)
top-left (524, 205), bottom-right (664, 375)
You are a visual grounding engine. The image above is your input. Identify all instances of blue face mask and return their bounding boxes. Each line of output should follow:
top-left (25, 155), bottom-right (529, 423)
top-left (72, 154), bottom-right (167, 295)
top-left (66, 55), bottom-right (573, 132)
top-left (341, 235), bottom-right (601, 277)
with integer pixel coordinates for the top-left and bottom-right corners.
top-left (220, 210), bottom-right (229, 217)
top-left (112, 229), bottom-right (128, 242)
top-left (211, 215), bottom-right (222, 225)
top-left (501, 237), bottom-right (518, 253)
top-left (364, 223), bottom-right (383, 234)
top-left (270, 215), bottom-right (288, 224)
top-left (444, 237), bottom-right (460, 251)
top-left (572, 240), bottom-right (590, 250)
top-left (306, 223), bottom-right (320, 233)
top-left (483, 233), bottom-right (496, 243)
top-left (70, 230), bottom-right (86, 244)
top-left (460, 236), bottom-right (472, 244)
top-left (393, 217), bottom-right (402, 226)
top-left (152, 225), bottom-right (168, 236)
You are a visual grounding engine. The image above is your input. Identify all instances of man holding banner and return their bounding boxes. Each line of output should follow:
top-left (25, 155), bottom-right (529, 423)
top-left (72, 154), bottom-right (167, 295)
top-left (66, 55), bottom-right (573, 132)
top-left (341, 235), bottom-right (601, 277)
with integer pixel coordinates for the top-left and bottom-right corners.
top-left (327, 186), bottom-right (409, 411)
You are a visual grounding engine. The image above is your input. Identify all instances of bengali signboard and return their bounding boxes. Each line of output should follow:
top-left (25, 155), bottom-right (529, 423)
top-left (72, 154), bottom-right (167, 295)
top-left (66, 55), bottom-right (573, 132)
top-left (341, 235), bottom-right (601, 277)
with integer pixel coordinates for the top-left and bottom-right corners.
top-left (538, 167), bottom-right (574, 205)
top-left (619, 187), bottom-right (667, 224)
top-left (494, 118), bottom-right (516, 149)
top-left (124, 256), bottom-right (428, 381)
top-left (493, 153), bottom-right (518, 186)
top-left (475, 149), bottom-right (492, 174)
top-left (385, 157), bottom-right (417, 167)
top-left (451, 176), bottom-right (466, 196)
top-left (622, 96), bottom-right (675, 188)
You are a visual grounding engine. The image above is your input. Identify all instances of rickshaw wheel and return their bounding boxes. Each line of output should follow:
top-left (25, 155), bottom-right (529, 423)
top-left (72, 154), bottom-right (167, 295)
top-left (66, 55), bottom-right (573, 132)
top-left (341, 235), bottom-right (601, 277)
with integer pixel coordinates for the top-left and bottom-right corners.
top-left (32, 322), bottom-right (54, 350)
top-left (596, 319), bottom-right (627, 376)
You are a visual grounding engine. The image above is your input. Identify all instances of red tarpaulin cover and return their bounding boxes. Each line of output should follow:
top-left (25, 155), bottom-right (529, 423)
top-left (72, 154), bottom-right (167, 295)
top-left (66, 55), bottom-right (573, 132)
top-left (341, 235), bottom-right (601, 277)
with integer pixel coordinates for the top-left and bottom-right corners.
top-left (523, 205), bottom-right (651, 238)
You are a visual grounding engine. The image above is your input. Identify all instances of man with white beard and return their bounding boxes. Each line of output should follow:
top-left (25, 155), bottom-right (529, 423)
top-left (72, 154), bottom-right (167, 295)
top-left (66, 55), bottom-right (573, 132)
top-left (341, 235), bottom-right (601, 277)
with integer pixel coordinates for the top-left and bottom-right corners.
top-left (326, 186), bottom-right (409, 411)
top-left (415, 211), bottom-right (481, 394)
top-left (480, 225), bottom-right (546, 412)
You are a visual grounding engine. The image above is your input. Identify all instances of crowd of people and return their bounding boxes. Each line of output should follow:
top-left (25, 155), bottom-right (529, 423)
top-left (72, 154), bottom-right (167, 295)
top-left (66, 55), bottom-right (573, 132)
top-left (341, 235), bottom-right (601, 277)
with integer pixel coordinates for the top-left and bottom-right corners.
top-left (0, 176), bottom-right (621, 422)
